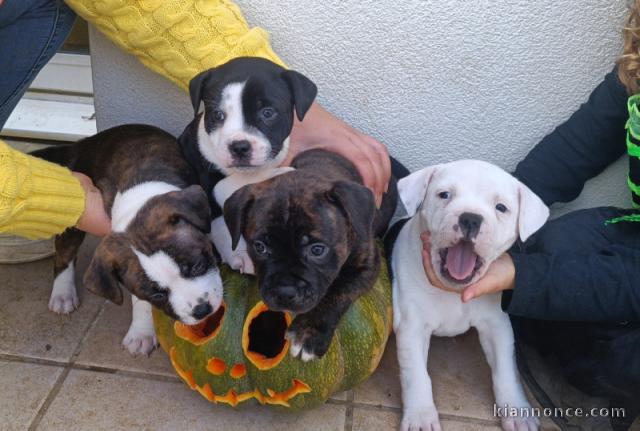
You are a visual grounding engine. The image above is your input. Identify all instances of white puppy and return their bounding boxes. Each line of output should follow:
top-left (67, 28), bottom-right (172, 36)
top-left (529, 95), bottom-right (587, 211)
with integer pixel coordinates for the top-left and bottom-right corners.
top-left (392, 160), bottom-right (548, 431)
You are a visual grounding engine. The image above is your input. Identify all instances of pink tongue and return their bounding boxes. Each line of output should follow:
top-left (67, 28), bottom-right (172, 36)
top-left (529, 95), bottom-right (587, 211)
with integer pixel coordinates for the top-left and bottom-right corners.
top-left (445, 242), bottom-right (477, 281)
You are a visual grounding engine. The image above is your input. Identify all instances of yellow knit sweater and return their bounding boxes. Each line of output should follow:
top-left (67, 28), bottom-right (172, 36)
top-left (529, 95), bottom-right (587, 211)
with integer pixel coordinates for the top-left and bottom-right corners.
top-left (0, 141), bottom-right (85, 239)
top-left (0, 0), bottom-right (283, 239)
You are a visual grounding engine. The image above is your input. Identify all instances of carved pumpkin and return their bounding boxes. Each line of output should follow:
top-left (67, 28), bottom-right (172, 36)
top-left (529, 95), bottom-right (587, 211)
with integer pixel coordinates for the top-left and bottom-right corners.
top-left (153, 257), bottom-right (392, 411)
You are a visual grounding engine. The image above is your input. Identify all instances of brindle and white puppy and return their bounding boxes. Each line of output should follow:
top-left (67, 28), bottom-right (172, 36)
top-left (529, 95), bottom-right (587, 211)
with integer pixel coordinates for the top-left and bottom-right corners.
top-left (33, 125), bottom-right (222, 356)
top-left (223, 149), bottom-right (398, 360)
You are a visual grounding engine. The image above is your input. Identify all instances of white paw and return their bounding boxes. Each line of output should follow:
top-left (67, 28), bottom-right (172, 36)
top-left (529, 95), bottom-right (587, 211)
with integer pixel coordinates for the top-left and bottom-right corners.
top-left (401, 406), bottom-right (441, 431)
top-left (48, 291), bottom-right (79, 314)
top-left (289, 336), bottom-right (303, 358)
top-left (286, 329), bottom-right (321, 362)
top-left (501, 416), bottom-right (539, 431)
top-left (49, 265), bottom-right (79, 314)
top-left (122, 326), bottom-right (158, 357)
top-left (230, 251), bottom-right (255, 275)
top-left (300, 349), bottom-right (317, 362)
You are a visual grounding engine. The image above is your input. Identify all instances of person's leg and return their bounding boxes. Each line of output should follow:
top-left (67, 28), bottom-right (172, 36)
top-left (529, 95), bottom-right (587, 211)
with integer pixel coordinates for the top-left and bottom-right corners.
top-left (0, 0), bottom-right (77, 129)
top-left (512, 207), bottom-right (640, 427)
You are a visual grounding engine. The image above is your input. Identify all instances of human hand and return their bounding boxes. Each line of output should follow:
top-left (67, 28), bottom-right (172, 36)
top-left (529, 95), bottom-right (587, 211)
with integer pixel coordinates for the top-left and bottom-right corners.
top-left (72, 173), bottom-right (111, 237)
top-left (420, 232), bottom-right (516, 300)
top-left (460, 253), bottom-right (515, 303)
top-left (284, 103), bottom-right (391, 207)
top-left (420, 232), bottom-right (461, 293)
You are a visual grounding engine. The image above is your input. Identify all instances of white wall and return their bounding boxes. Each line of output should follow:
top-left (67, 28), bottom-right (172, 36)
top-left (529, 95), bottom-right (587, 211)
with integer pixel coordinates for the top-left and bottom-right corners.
top-left (89, 0), bottom-right (631, 214)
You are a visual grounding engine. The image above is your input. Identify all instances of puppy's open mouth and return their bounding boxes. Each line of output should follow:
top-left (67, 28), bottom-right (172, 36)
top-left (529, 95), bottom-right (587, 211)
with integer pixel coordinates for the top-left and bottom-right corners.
top-left (439, 241), bottom-right (483, 285)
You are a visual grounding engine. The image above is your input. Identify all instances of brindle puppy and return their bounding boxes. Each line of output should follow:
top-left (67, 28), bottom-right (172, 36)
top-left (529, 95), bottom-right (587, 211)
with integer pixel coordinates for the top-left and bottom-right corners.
top-left (224, 149), bottom-right (397, 360)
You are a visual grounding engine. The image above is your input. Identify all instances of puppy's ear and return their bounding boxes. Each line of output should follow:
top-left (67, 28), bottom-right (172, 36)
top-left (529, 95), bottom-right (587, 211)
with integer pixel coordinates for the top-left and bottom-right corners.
top-left (397, 165), bottom-right (439, 217)
top-left (328, 181), bottom-right (375, 242)
top-left (517, 182), bottom-right (549, 242)
top-left (223, 185), bottom-right (255, 250)
top-left (167, 185), bottom-right (212, 233)
top-left (83, 234), bottom-right (131, 305)
top-left (188, 70), bottom-right (211, 116)
top-left (281, 70), bottom-right (317, 121)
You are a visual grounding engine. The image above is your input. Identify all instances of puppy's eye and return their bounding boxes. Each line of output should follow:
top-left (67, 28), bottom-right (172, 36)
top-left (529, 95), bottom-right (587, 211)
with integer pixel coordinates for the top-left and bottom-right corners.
top-left (438, 191), bottom-right (451, 199)
top-left (260, 107), bottom-right (276, 120)
top-left (253, 240), bottom-right (268, 255)
top-left (308, 243), bottom-right (328, 258)
top-left (169, 215), bottom-right (181, 225)
top-left (212, 109), bottom-right (225, 122)
top-left (150, 292), bottom-right (168, 303)
top-left (496, 203), bottom-right (508, 213)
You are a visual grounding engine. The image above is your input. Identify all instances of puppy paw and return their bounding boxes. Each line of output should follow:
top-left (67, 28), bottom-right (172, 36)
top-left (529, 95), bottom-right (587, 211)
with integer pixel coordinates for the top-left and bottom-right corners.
top-left (230, 251), bottom-right (254, 275)
top-left (286, 318), bottom-right (332, 361)
top-left (401, 406), bottom-right (441, 431)
top-left (122, 326), bottom-right (158, 357)
top-left (501, 416), bottom-right (539, 431)
top-left (48, 267), bottom-right (79, 314)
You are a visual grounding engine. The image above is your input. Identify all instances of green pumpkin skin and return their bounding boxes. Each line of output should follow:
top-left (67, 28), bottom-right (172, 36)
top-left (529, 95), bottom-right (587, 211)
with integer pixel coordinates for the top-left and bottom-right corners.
top-left (153, 252), bottom-right (392, 412)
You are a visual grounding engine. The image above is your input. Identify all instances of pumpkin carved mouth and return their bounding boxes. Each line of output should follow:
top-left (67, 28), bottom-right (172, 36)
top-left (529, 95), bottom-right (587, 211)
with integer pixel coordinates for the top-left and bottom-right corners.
top-left (242, 301), bottom-right (292, 370)
top-left (169, 347), bottom-right (310, 407)
top-left (174, 303), bottom-right (225, 345)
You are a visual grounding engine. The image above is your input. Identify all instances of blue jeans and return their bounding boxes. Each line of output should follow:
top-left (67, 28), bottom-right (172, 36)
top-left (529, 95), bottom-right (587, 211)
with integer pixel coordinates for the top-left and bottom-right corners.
top-left (0, 0), bottom-right (77, 129)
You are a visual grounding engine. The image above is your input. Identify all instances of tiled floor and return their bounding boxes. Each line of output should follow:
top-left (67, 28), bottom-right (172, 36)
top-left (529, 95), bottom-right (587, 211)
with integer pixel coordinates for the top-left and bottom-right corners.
top-left (0, 238), bottom-right (633, 430)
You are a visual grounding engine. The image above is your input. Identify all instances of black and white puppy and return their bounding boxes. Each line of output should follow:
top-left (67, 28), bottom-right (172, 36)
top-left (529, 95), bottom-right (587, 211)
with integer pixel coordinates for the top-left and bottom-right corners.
top-left (178, 57), bottom-right (318, 273)
top-left (34, 125), bottom-right (223, 356)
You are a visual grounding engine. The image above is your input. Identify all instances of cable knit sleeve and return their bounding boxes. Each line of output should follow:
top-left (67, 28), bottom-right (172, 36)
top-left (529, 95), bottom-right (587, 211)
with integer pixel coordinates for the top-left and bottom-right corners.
top-left (64, 0), bottom-right (286, 91)
top-left (0, 141), bottom-right (85, 239)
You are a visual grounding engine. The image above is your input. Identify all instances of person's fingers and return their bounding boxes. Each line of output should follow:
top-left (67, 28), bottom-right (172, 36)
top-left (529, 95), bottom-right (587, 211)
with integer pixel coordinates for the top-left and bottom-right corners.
top-left (461, 277), bottom-right (498, 303)
top-left (83, 188), bottom-right (112, 236)
top-left (336, 135), bottom-right (382, 207)
top-left (461, 254), bottom-right (515, 302)
top-left (349, 136), bottom-right (385, 208)
top-left (364, 135), bottom-right (391, 194)
top-left (420, 231), bottom-right (431, 246)
top-left (72, 173), bottom-right (111, 237)
top-left (420, 236), bottom-right (442, 288)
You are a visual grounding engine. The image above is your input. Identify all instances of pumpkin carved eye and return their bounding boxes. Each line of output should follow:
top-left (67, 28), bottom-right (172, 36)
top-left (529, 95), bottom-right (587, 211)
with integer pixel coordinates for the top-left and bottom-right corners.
top-left (243, 301), bottom-right (292, 370)
top-left (174, 303), bottom-right (226, 345)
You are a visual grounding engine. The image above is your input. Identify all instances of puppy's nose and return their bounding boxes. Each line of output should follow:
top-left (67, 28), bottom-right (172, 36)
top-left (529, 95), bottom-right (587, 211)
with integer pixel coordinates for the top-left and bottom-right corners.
top-left (276, 285), bottom-right (299, 302)
top-left (458, 212), bottom-right (483, 240)
top-left (229, 140), bottom-right (252, 158)
top-left (192, 302), bottom-right (213, 320)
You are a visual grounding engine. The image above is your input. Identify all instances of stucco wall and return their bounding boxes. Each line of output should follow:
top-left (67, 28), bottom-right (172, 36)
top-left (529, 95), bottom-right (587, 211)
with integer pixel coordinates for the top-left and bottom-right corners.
top-left (89, 0), bottom-right (630, 214)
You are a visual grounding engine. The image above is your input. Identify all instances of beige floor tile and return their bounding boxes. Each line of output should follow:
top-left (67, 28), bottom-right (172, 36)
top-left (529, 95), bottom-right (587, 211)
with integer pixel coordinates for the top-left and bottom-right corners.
top-left (0, 360), bottom-right (63, 431)
top-left (354, 330), bottom-right (498, 422)
top-left (353, 335), bottom-right (401, 407)
top-left (428, 330), bottom-right (495, 420)
top-left (0, 239), bottom-right (104, 362)
top-left (75, 296), bottom-right (175, 377)
top-left (329, 390), bottom-right (350, 402)
top-left (40, 369), bottom-right (347, 430)
top-left (351, 408), bottom-right (501, 431)
top-left (352, 408), bottom-right (400, 431)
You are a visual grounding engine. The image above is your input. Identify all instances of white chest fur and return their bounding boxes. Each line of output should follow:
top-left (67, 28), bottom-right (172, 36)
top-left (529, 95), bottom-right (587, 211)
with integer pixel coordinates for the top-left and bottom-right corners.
top-left (111, 182), bottom-right (180, 232)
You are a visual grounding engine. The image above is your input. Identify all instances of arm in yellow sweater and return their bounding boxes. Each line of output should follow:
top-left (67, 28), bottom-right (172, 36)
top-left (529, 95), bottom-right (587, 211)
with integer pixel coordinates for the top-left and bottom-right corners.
top-left (0, 141), bottom-right (85, 240)
top-left (64, 0), bottom-right (286, 91)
